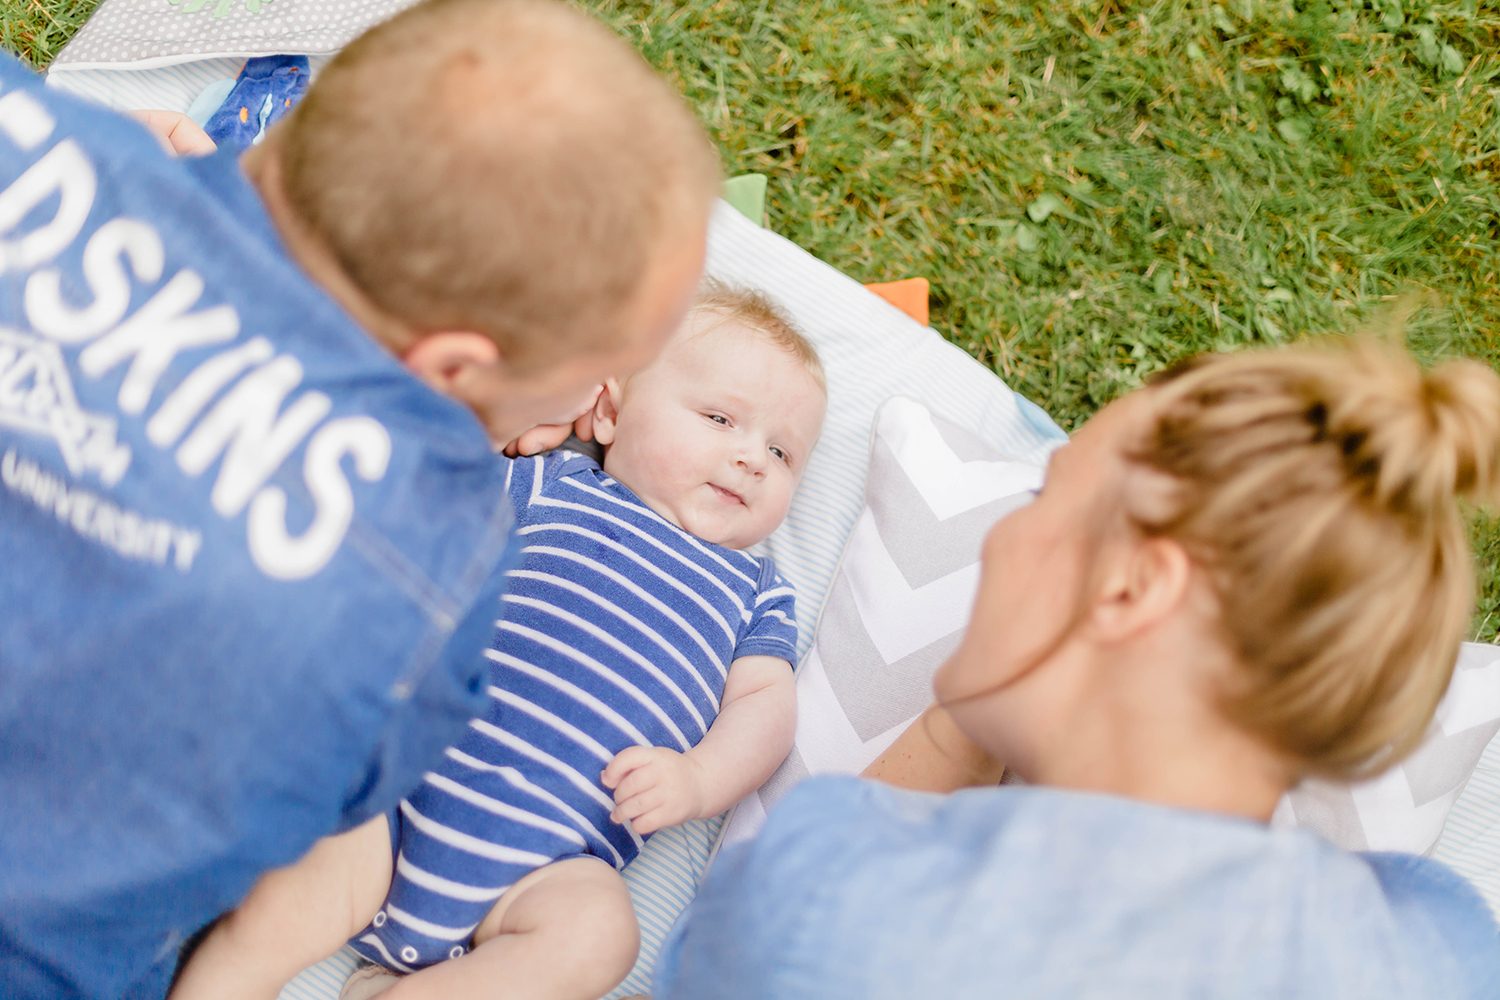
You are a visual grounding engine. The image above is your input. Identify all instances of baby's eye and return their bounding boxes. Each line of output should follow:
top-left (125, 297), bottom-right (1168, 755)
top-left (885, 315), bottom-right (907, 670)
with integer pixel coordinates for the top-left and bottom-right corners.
top-left (702, 412), bottom-right (730, 426)
top-left (770, 446), bottom-right (791, 465)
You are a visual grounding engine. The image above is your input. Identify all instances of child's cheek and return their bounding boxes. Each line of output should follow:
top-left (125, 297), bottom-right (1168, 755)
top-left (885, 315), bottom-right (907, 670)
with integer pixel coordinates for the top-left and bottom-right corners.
top-left (643, 432), bottom-right (695, 490)
top-left (669, 446), bottom-right (702, 488)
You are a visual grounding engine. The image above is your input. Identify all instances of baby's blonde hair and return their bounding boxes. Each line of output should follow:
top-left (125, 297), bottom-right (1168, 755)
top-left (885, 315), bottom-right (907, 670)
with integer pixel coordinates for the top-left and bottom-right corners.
top-left (689, 281), bottom-right (825, 392)
top-left (1129, 338), bottom-right (1500, 781)
top-left (277, 0), bottom-right (719, 366)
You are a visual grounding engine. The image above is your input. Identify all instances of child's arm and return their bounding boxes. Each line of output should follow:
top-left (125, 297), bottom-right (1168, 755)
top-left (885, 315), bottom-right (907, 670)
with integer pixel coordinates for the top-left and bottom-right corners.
top-left (601, 655), bottom-right (795, 836)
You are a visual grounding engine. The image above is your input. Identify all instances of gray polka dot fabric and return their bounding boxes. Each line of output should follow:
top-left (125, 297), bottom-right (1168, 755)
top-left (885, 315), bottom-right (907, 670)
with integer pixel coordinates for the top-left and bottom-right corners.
top-left (52, 0), bottom-right (422, 69)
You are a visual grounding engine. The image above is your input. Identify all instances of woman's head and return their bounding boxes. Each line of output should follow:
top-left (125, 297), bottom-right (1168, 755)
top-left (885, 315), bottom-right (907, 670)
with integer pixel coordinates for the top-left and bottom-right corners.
top-left (938, 337), bottom-right (1500, 789)
top-left (1131, 340), bottom-right (1500, 781)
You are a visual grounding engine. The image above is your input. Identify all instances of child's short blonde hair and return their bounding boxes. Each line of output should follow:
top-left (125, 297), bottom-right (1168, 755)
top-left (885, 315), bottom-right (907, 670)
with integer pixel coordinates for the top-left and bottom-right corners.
top-left (1129, 338), bottom-right (1500, 781)
top-left (276, 0), bottom-right (719, 367)
top-left (689, 280), bottom-right (825, 392)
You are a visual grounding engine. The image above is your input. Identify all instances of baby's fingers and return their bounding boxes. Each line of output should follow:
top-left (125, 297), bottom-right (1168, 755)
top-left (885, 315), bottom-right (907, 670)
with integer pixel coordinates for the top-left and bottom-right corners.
top-left (627, 806), bottom-right (678, 837)
top-left (610, 788), bottom-right (660, 825)
top-left (609, 764), bottom-right (663, 810)
top-left (602, 746), bottom-right (656, 789)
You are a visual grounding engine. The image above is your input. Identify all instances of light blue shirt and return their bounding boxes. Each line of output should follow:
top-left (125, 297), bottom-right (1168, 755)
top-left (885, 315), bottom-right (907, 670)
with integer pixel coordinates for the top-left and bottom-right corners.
top-left (657, 776), bottom-right (1500, 999)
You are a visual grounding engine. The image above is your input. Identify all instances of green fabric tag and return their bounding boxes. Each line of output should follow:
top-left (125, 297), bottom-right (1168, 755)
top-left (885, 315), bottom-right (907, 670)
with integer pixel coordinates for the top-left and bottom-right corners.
top-left (722, 173), bottom-right (768, 228)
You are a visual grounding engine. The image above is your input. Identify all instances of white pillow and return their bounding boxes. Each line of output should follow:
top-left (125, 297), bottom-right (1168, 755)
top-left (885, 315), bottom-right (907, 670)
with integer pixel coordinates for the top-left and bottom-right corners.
top-left (720, 396), bottom-right (1044, 848)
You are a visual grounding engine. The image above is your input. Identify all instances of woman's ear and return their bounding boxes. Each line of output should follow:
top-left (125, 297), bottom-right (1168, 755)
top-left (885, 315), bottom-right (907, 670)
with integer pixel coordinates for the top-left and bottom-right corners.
top-left (1091, 536), bottom-right (1192, 642)
top-left (590, 378), bottom-right (624, 447)
top-left (400, 331), bottom-right (501, 391)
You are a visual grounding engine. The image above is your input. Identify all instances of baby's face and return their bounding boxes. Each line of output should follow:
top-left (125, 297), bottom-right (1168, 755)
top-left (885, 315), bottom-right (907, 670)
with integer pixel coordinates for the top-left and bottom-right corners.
top-left (603, 316), bottom-right (825, 549)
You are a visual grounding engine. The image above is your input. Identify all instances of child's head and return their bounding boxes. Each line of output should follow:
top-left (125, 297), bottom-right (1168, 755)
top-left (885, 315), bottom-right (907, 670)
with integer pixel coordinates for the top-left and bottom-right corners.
top-left (592, 285), bottom-right (826, 550)
top-left (261, 0), bottom-right (718, 439)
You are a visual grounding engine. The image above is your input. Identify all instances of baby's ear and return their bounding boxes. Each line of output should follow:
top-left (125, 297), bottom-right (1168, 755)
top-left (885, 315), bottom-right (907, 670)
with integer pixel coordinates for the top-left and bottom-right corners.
top-left (591, 378), bottom-right (624, 447)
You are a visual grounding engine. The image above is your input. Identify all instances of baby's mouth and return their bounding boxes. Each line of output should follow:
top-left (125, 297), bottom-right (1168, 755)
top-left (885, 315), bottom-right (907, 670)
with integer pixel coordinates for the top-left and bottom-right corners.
top-left (709, 484), bottom-right (746, 506)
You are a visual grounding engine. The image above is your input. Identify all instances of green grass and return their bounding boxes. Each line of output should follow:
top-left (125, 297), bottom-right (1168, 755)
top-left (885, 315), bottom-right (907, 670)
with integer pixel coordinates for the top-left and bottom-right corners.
top-left (591, 0), bottom-right (1500, 639)
top-left (8, 0), bottom-right (1500, 636)
top-left (2, 0), bottom-right (101, 68)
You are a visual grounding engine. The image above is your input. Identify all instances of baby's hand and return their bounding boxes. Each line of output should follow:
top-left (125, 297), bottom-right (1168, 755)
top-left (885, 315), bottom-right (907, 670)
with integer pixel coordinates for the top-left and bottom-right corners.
top-left (129, 110), bottom-right (217, 156)
top-left (602, 746), bottom-right (707, 836)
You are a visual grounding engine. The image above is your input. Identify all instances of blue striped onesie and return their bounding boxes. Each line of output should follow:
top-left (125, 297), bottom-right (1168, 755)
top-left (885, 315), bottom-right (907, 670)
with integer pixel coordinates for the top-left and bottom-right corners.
top-left (349, 451), bottom-right (799, 971)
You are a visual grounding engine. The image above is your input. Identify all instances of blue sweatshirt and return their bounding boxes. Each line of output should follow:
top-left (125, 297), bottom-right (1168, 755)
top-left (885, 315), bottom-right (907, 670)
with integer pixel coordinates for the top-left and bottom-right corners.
top-left (0, 54), bottom-right (514, 999)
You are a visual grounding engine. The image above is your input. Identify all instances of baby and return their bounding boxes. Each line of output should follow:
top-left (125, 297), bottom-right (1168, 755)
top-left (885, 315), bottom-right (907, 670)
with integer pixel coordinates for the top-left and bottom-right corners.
top-left (170, 285), bottom-right (827, 1000)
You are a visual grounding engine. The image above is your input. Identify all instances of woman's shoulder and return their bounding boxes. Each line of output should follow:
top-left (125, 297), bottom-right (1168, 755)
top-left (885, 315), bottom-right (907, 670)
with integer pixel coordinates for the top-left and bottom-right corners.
top-left (710, 777), bottom-right (1500, 999)
top-left (755, 775), bottom-right (985, 856)
top-left (1359, 851), bottom-right (1500, 994)
top-left (763, 774), bottom-right (1276, 852)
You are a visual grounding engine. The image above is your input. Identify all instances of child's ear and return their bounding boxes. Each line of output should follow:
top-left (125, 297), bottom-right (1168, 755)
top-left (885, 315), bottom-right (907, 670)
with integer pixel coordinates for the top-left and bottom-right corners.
top-left (591, 378), bottom-right (624, 447)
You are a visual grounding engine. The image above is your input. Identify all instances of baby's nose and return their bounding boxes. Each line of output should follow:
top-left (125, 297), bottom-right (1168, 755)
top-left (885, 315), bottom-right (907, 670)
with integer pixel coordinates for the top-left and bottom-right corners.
top-left (736, 448), bottom-right (767, 475)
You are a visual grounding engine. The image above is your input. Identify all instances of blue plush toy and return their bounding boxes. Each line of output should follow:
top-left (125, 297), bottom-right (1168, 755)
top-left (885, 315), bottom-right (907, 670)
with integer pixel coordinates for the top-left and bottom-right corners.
top-left (202, 55), bottom-right (310, 153)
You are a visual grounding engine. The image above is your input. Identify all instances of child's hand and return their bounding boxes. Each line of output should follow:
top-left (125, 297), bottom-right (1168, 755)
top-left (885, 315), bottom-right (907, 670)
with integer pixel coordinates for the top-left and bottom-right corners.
top-left (602, 746), bottom-right (707, 836)
top-left (129, 110), bottom-right (217, 156)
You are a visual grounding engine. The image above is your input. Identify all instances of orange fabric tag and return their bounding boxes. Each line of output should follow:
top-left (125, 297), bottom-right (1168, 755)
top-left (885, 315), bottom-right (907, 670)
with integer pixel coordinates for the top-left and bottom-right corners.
top-left (864, 277), bottom-right (931, 326)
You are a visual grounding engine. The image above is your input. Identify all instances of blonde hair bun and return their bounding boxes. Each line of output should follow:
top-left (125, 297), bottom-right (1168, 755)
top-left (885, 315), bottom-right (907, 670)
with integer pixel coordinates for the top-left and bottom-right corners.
top-left (1135, 336), bottom-right (1500, 780)
top-left (1315, 341), bottom-right (1500, 517)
